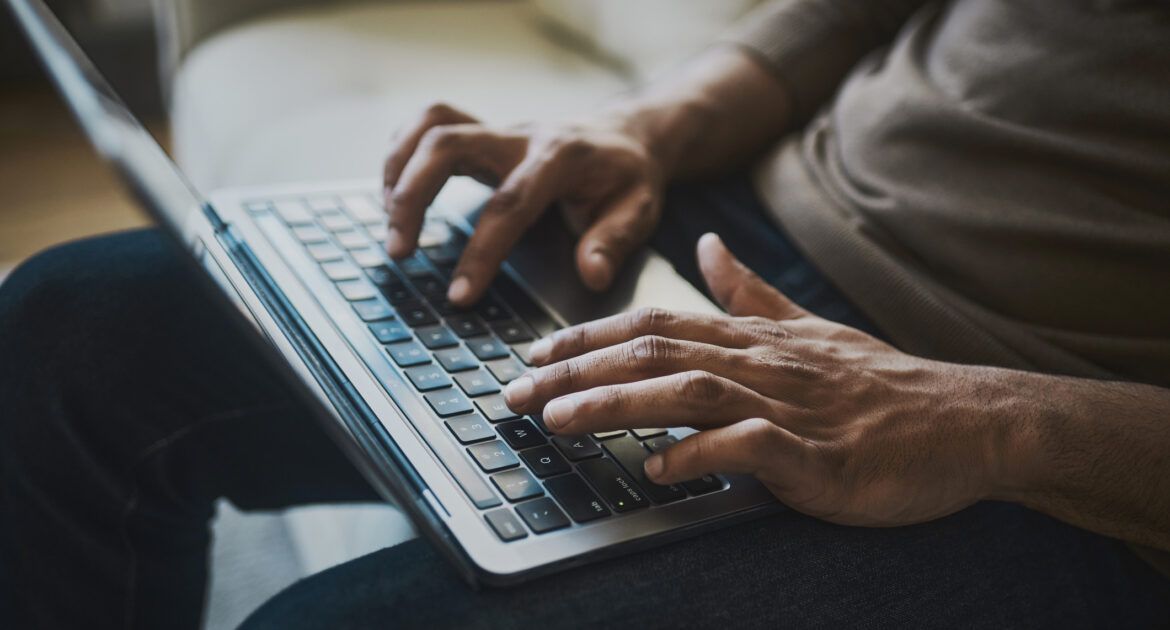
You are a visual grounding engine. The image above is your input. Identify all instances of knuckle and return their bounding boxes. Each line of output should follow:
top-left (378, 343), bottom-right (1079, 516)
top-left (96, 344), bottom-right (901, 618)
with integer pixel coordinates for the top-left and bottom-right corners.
top-left (678, 370), bottom-right (726, 405)
top-left (423, 101), bottom-right (457, 122)
top-left (630, 307), bottom-right (670, 336)
top-left (628, 335), bottom-right (672, 367)
top-left (544, 134), bottom-right (591, 161)
top-left (486, 187), bottom-right (525, 215)
top-left (549, 359), bottom-right (581, 391)
top-left (418, 126), bottom-right (455, 152)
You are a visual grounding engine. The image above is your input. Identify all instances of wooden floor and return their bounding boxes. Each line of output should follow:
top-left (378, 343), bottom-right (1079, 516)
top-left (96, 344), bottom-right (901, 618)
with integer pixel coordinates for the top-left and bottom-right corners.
top-left (0, 84), bottom-right (154, 275)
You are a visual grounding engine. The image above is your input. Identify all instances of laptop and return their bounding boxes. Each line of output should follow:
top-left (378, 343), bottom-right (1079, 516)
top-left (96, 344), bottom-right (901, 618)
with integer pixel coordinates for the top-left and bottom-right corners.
top-left (9, 0), bottom-right (778, 586)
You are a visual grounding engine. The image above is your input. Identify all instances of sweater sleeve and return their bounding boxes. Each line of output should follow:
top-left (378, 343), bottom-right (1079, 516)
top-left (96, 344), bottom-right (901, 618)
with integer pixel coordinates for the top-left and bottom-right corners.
top-left (723, 0), bottom-right (933, 120)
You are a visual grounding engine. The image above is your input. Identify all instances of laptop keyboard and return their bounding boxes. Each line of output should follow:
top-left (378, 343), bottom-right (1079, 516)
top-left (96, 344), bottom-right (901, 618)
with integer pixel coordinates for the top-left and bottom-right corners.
top-left (247, 193), bottom-right (726, 542)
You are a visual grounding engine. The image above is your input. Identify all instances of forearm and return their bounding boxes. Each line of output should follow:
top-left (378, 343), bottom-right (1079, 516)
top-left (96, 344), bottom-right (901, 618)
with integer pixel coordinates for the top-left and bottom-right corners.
top-left (986, 368), bottom-right (1170, 550)
top-left (606, 46), bottom-right (795, 181)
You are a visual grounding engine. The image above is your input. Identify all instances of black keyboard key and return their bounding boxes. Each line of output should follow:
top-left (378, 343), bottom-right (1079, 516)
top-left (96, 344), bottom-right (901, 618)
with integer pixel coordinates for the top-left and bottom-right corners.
top-left (445, 314), bottom-right (487, 338)
top-left (511, 341), bottom-right (536, 366)
top-left (404, 364), bottom-right (452, 391)
top-left (520, 445), bottom-right (570, 477)
top-left (397, 254), bottom-right (433, 277)
top-left (545, 474), bottom-right (610, 523)
top-left (603, 436), bottom-right (686, 504)
top-left (531, 414), bottom-right (553, 435)
top-left (409, 271), bottom-right (447, 297)
top-left (491, 320), bottom-right (533, 343)
top-left (416, 324), bottom-right (458, 349)
top-left (454, 369), bottom-right (500, 397)
top-left (632, 428), bottom-right (668, 440)
top-left (425, 295), bottom-right (462, 316)
top-left (577, 458), bottom-right (648, 513)
top-left (491, 469), bottom-right (543, 502)
top-left (643, 435), bottom-right (679, 453)
top-left (424, 388), bottom-right (474, 417)
top-left (353, 299), bottom-right (394, 322)
top-left (484, 509), bottom-right (527, 542)
top-left (380, 282), bottom-right (415, 305)
top-left (434, 346), bottom-right (478, 373)
top-left (422, 242), bottom-right (462, 265)
top-left (475, 296), bottom-right (512, 322)
top-left (467, 440), bottom-right (519, 472)
top-left (397, 300), bottom-right (438, 327)
top-left (682, 475), bottom-right (724, 495)
top-left (386, 340), bottom-right (429, 367)
top-left (445, 414), bottom-right (495, 444)
top-left (515, 497), bottom-right (570, 534)
top-left (368, 319), bottom-right (411, 343)
top-left (467, 336), bottom-right (510, 360)
top-left (484, 357), bottom-right (525, 384)
top-left (365, 265), bottom-right (398, 286)
top-left (476, 393), bottom-right (519, 422)
top-left (497, 419), bottom-right (546, 450)
top-left (551, 435), bottom-right (602, 461)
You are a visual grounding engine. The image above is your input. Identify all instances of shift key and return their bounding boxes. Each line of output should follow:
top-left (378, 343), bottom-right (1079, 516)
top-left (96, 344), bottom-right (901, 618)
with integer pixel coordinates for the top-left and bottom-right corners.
top-left (576, 459), bottom-right (647, 513)
top-left (603, 436), bottom-right (687, 504)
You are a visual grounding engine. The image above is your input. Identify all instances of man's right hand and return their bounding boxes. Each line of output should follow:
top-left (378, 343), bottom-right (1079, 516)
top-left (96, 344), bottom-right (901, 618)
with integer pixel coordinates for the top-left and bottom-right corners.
top-left (382, 102), bottom-right (667, 306)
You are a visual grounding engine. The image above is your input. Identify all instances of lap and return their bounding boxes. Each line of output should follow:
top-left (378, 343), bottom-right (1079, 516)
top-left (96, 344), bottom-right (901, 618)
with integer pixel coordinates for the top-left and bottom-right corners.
top-left (244, 501), bottom-right (1170, 629)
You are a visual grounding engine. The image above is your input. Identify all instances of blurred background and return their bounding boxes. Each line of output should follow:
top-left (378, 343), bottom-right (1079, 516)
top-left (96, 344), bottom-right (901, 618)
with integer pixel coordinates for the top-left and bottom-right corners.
top-left (1, 0), bottom-right (763, 627)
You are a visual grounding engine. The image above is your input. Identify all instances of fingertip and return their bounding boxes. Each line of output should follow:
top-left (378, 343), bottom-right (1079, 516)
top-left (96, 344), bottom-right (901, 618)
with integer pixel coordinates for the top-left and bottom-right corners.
top-left (386, 226), bottom-right (410, 258)
top-left (447, 275), bottom-right (473, 304)
top-left (644, 454), bottom-right (665, 480)
top-left (579, 250), bottom-right (614, 291)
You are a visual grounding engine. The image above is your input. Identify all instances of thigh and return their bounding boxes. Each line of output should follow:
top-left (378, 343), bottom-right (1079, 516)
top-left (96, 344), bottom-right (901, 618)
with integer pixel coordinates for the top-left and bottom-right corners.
top-left (243, 502), bottom-right (1170, 629)
top-left (651, 177), bottom-right (883, 338)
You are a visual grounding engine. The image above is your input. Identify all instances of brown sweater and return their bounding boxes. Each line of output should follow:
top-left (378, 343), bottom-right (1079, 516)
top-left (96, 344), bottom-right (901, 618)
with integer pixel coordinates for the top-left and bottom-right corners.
top-left (728, 0), bottom-right (1170, 570)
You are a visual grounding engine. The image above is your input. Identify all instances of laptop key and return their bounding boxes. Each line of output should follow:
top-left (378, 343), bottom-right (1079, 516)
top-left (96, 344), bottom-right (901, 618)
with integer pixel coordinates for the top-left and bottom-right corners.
top-left (336, 280), bottom-right (376, 302)
top-left (350, 248), bottom-right (385, 268)
top-left (408, 271), bottom-right (447, 296)
top-left (491, 469), bottom-right (543, 502)
top-left (386, 341), bottom-right (430, 367)
top-left (577, 458), bottom-right (648, 513)
top-left (404, 364), bottom-right (452, 391)
top-left (454, 369), bottom-right (500, 397)
top-left (424, 388), bottom-right (474, 417)
top-left (319, 213), bottom-right (353, 232)
top-left (551, 435), bottom-right (602, 460)
top-left (335, 230), bottom-right (370, 250)
top-left (416, 324), bottom-right (459, 349)
top-left (520, 445), bottom-right (570, 477)
top-left (545, 474), bottom-right (610, 523)
top-left (397, 300), bottom-right (438, 327)
top-left (497, 419), bottom-right (546, 450)
top-left (476, 393), bottom-right (520, 422)
top-left (368, 318), bottom-right (410, 342)
top-left (321, 260), bottom-right (362, 281)
top-left (467, 440), bottom-right (519, 472)
top-left (435, 346), bottom-right (478, 372)
top-left (398, 253), bottom-right (433, 277)
top-left (515, 497), bottom-right (570, 534)
top-left (274, 200), bottom-right (313, 225)
top-left (381, 283), bottom-right (415, 305)
top-left (643, 435), bottom-right (678, 453)
top-left (632, 428), bottom-right (668, 440)
top-left (592, 431), bottom-right (627, 440)
top-left (491, 320), bottom-right (533, 344)
top-left (365, 265), bottom-right (398, 286)
top-left (353, 300), bottom-right (395, 323)
top-left (306, 242), bottom-right (344, 262)
top-left (531, 414), bottom-right (553, 435)
top-left (511, 341), bottom-right (536, 366)
top-left (445, 314), bottom-right (487, 338)
top-left (681, 475), bottom-right (724, 496)
top-left (292, 224), bottom-right (329, 243)
top-left (484, 357), bottom-right (524, 384)
top-left (467, 336), bottom-right (510, 361)
top-left (475, 297), bottom-right (511, 322)
top-left (603, 436), bottom-right (686, 504)
top-left (484, 509), bottom-right (528, 542)
top-left (445, 414), bottom-right (495, 444)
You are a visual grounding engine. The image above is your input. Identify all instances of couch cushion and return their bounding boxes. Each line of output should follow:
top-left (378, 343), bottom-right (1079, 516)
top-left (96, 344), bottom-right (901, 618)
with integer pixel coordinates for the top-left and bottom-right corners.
top-left (171, 0), bottom-right (631, 191)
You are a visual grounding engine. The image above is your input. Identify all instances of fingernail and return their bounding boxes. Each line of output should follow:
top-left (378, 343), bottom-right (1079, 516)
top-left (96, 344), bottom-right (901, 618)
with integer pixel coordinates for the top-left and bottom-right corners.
top-left (543, 396), bottom-right (576, 431)
top-left (528, 337), bottom-right (553, 364)
top-left (644, 454), bottom-right (664, 479)
top-left (504, 375), bottom-right (533, 407)
top-left (448, 276), bottom-right (471, 303)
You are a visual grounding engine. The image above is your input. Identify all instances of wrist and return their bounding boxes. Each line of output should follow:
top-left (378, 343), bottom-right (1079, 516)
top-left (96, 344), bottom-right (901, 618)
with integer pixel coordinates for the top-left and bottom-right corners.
top-left (605, 94), bottom-right (714, 182)
top-left (966, 366), bottom-right (1053, 505)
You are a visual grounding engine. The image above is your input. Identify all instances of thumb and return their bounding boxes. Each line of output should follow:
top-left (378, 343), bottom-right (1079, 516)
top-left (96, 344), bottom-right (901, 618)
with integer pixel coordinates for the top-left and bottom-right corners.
top-left (575, 185), bottom-right (659, 291)
top-left (697, 232), bottom-right (806, 319)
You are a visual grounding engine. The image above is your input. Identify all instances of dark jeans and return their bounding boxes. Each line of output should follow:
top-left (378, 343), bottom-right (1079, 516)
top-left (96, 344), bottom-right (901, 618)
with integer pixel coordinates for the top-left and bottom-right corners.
top-left (1, 179), bottom-right (1167, 629)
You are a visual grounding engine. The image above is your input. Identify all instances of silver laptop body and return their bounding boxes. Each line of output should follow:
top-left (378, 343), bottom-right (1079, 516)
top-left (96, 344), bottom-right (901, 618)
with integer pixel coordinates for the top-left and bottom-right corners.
top-left (11, 0), bottom-right (778, 586)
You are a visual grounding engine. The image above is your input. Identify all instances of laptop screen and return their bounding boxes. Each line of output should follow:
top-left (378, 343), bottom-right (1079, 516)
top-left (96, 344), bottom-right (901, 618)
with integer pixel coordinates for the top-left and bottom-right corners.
top-left (7, 0), bottom-right (206, 237)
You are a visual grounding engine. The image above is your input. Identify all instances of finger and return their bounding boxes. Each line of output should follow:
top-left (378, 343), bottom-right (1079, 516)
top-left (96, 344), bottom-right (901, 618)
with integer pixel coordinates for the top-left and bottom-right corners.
top-left (528, 307), bottom-right (754, 366)
top-left (644, 417), bottom-right (807, 486)
top-left (383, 102), bottom-right (478, 191)
top-left (541, 370), bottom-right (777, 434)
top-left (385, 125), bottom-right (523, 258)
top-left (504, 336), bottom-right (740, 412)
top-left (574, 184), bottom-right (659, 291)
top-left (445, 151), bottom-right (567, 305)
top-left (697, 232), bottom-right (807, 320)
